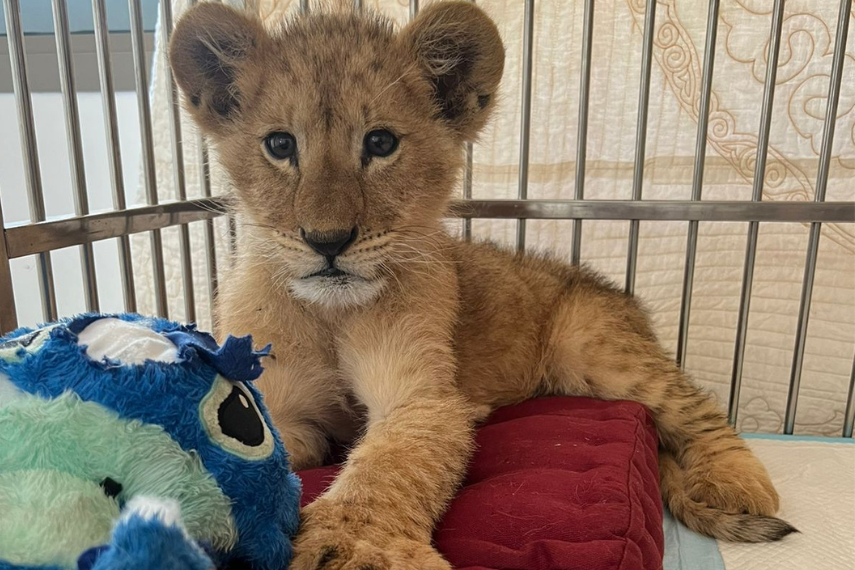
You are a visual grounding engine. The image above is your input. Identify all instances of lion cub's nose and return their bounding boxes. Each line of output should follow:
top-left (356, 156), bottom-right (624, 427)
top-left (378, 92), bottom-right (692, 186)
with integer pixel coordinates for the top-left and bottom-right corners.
top-left (300, 227), bottom-right (359, 258)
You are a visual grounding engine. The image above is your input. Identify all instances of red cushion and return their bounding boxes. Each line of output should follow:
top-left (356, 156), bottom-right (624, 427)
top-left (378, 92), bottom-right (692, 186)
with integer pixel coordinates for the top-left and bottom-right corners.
top-left (298, 397), bottom-right (664, 570)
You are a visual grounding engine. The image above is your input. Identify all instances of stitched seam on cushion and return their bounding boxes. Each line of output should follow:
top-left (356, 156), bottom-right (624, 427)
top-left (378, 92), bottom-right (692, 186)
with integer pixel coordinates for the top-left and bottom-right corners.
top-left (437, 536), bottom-right (634, 568)
top-left (631, 400), bottom-right (665, 566)
top-left (623, 411), bottom-right (656, 569)
top-left (484, 399), bottom-right (648, 427)
top-left (479, 415), bottom-right (641, 432)
top-left (616, 536), bottom-right (630, 570)
top-left (625, 418), bottom-right (643, 541)
top-left (464, 464), bottom-right (648, 490)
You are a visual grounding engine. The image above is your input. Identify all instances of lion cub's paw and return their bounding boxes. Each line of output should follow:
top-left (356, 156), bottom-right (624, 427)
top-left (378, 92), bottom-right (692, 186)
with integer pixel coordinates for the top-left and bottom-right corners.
top-left (291, 534), bottom-right (450, 570)
top-left (291, 500), bottom-right (451, 570)
top-left (687, 448), bottom-right (780, 516)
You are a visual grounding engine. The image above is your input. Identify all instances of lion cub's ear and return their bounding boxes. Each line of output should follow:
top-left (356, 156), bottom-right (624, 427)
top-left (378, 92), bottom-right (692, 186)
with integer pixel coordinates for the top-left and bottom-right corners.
top-left (400, 1), bottom-right (505, 141)
top-left (169, 3), bottom-right (267, 135)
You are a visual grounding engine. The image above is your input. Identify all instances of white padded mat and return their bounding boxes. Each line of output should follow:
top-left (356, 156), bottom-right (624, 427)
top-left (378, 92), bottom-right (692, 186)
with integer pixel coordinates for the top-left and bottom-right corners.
top-left (718, 437), bottom-right (855, 570)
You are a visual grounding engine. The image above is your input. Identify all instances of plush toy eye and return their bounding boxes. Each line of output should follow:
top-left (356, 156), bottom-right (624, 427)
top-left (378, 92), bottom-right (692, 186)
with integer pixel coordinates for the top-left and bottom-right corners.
top-left (263, 132), bottom-right (297, 161)
top-left (200, 376), bottom-right (274, 460)
top-left (218, 385), bottom-right (264, 447)
top-left (364, 129), bottom-right (399, 158)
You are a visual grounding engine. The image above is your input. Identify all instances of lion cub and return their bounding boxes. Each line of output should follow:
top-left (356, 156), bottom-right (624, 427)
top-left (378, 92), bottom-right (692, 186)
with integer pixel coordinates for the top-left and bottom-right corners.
top-left (170, 2), bottom-right (795, 567)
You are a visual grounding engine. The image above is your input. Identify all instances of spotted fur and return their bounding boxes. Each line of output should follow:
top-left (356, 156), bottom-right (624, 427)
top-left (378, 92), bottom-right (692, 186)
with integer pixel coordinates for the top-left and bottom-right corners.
top-left (170, 2), bottom-right (795, 567)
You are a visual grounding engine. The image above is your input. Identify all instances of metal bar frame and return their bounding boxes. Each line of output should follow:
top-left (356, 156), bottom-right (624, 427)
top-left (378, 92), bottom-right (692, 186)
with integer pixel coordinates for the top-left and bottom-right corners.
top-left (0, 200), bottom-right (17, 332)
top-left (93, 0), bottom-right (137, 313)
top-left (844, 356), bottom-right (855, 438)
top-left (130, 0), bottom-right (168, 317)
top-left (453, 200), bottom-right (854, 224)
top-left (159, 0), bottom-right (196, 322)
top-left (463, 145), bottom-right (473, 241)
top-left (571, 0), bottom-right (594, 265)
top-left (727, 0), bottom-right (787, 426)
top-left (675, 0), bottom-right (720, 370)
top-left (624, 0), bottom-right (657, 294)
top-left (783, 0), bottom-right (851, 435)
top-left (5, 198), bottom-right (852, 259)
top-left (3, 0), bottom-right (58, 322)
top-left (5, 199), bottom-right (227, 258)
top-left (516, 0), bottom-right (536, 251)
top-left (461, 0), bottom-right (476, 243)
top-left (198, 137), bottom-right (218, 323)
top-left (51, 0), bottom-right (99, 313)
top-left (191, 0), bottom-right (217, 323)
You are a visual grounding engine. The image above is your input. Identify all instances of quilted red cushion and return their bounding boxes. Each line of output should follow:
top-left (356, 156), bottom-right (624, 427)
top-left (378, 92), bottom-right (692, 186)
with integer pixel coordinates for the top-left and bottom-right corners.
top-left (298, 397), bottom-right (664, 570)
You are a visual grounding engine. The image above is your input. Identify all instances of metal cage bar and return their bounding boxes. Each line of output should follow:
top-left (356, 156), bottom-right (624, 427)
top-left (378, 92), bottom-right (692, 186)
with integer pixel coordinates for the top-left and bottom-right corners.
top-left (129, 0), bottom-right (168, 317)
top-left (0, 0), bottom-right (18, 330)
top-left (453, 200), bottom-right (853, 223)
top-left (463, 144), bottom-right (473, 241)
top-left (353, 0), bottom-right (362, 12)
top-left (845, 356), bottom-right (855, 438)
top-left (6, 199), bottom-right (852, 260)
top-left (198, 138), bottom-right (218, 324)
top-left (624, 0), bottom-right (657, 295)
top-left (159, 0), bottom-right (196, 323)
top-left (783, 0), bottom-right (851, 435)
top-left (191, 0), bottom-right (217, 322)
top-left (0, 200), bottom-right (17, 332)
top-left (516, 0), bottom-right (536, 252)
top-left (460, 0), bottom-right (476, 242)
top-left (51, 0), bottom-right (99, 313)
top-left (675, 0), bottom-right (720, 370)
top-left (571, 0), bottom-right (594, 266)
top-left (3, 0), bottom-right (58, 322)
top-left (93, 0), bottom-right (137, 313)
top-left (728, 0), bottom-right (787, 426)
top-left (409, 0), bottom-right (418, 21)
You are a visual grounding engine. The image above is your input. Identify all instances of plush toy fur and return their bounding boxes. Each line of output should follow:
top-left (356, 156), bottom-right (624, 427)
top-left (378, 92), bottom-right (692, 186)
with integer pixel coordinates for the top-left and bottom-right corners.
top-left (0, 314), bottom-right (301, 570)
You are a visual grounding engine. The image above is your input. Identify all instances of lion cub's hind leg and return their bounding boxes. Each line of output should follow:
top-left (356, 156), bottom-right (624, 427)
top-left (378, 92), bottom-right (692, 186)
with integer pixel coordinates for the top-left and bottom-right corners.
top-left (540, 275), bottom-right (796, 542)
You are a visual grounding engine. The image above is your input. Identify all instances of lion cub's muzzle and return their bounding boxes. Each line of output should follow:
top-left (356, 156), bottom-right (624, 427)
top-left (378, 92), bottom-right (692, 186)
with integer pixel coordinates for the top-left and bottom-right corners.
top-left (289, 225), bottom-right (388, 307)
top-left (300, 227), bottom-right (358, 264)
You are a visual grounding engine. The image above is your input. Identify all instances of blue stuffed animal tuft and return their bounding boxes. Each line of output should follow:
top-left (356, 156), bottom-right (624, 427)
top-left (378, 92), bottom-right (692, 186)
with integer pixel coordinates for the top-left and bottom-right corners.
top-left (0, 314), bottom-right (301, 570)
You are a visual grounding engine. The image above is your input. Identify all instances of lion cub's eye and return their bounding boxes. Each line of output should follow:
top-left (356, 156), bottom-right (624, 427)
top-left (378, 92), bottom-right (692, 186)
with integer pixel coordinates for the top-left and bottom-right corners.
top-left (264, 132), bottom-right (297, 161)
top-left (364, 129), bottom-right (399, 159)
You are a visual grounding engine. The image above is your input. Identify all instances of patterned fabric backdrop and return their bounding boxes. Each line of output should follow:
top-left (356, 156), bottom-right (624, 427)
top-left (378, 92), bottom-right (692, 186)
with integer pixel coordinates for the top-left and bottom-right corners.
top-left (133, 0), bottom-right (855, 435)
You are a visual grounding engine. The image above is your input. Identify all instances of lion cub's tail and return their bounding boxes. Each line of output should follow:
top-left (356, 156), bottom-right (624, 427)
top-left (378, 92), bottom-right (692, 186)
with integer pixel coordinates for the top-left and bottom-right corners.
top-left (658, 452), bottom-right (797, 543)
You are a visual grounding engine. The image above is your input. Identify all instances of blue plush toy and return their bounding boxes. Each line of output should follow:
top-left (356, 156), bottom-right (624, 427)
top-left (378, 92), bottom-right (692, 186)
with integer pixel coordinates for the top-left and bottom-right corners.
top-left (0, 314), bottom-right (301, 570)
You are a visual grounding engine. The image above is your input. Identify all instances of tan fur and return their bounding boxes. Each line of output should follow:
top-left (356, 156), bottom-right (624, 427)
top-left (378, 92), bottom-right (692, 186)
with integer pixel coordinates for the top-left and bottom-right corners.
top-left (170, 2), bottom-right (795, 567)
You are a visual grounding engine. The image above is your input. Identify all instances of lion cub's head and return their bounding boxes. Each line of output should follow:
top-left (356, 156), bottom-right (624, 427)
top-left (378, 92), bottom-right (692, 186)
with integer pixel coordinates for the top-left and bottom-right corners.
top-left (170, 1), bottom-right (503, 308)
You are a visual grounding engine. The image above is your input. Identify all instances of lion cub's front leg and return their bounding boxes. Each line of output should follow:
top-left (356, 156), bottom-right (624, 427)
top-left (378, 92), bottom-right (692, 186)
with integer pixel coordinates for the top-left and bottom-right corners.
top-left (290, 308), bottom-right (473, 570)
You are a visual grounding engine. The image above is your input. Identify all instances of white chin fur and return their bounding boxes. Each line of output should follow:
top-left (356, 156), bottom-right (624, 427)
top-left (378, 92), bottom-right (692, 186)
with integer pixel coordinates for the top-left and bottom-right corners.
top-left (289, 276), bottom-right (386, 308)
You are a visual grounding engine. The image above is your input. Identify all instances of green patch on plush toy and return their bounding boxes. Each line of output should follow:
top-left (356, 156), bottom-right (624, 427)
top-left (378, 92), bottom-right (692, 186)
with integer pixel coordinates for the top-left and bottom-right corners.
top-left (0, 314), bottom-right (301, 570)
